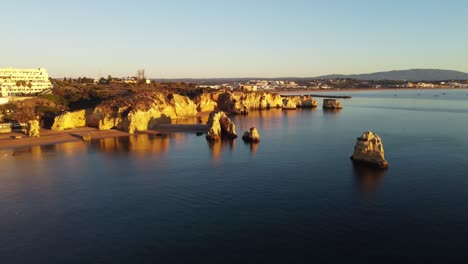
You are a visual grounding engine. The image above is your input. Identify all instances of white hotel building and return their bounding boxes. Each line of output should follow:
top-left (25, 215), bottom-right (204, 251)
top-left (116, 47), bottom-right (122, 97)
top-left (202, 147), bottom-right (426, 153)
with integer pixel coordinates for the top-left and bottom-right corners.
top-left (0, 67), bottom-right (53, 97)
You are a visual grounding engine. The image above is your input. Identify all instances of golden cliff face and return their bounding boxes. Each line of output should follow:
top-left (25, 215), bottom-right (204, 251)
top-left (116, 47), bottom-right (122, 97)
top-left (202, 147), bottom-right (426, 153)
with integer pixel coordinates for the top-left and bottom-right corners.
top-left (51, 110), bottom-right (87, 131)
top-left (48, 91), bottom-right (318, 133)
top-left (86, 92), bottom-right (197, 134)
top-left (195, 93), bottom-right (218, 112)
top-left (216, 91), bottom-right (284, 114)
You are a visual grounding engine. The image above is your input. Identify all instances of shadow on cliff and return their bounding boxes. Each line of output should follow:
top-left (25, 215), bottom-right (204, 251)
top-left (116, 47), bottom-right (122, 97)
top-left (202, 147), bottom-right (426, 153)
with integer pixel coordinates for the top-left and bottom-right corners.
top-left (148, 115), bottom-right (172, 130)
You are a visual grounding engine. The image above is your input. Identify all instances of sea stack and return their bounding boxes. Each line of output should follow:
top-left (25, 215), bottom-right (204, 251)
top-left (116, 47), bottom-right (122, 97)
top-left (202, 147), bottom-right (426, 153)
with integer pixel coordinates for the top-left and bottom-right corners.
top-left (26, 120), bottom-right (40, 137)
top-left (351, 131), bottom-right (389, 169)
top-left (206, 111), bottom-right (237, 141)
top-left (323, 99), bottom-right (343, 109)
top-left (242, 127), bottom-right (261, 143)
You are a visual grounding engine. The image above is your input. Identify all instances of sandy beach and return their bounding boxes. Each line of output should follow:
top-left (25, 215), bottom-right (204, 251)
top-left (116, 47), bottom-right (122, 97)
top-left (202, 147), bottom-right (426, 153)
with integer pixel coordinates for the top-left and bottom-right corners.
top-left (0, 127), bottom-right (131, 150)
top-left (0, 124), bottom-right (209, 150)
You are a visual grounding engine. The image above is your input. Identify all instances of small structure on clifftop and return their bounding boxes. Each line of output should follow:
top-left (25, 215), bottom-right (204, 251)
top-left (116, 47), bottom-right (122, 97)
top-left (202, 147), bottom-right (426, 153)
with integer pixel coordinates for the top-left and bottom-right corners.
top-left (206, 111), bottom-right (237, 141)
top-left (242, 127), bottom-right (260, 143)
top-left (323, 99), bottom-right (343, 109)
top-left (350, 131), bottom-right (389, 169)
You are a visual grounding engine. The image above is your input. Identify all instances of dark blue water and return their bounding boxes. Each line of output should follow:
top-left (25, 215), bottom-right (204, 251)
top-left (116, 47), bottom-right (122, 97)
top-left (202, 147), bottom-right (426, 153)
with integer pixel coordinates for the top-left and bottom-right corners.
top-left (1, 89), bottom-right (468, 263)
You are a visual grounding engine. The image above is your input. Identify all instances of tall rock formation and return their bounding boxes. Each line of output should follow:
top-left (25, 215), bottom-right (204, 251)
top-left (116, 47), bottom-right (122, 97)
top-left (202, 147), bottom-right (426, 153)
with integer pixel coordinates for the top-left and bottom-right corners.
top-left (26, 120), bottom-right (40, 137)
top-left (351, 131), bottom-right (389, 169)
top-left (206, 111), bottom-right (237, 141)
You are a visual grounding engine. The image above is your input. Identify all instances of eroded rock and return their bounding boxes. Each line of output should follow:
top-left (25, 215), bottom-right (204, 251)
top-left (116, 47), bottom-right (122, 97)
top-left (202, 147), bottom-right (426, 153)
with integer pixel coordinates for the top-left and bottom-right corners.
top-left (351, 131), bottom-right (389, 169)
top-left (26, 120), bottom-right (40, 137)
top-left (85, 92), bottom-right (198, 134)
top-left (206, 111), bottom-right (237, 141)
top-left (323, 99), bottom-right (343, 109)
top-left (242, 127), bottom-right (260, 143)
top-left (195, 93), bottom-right (218, 112)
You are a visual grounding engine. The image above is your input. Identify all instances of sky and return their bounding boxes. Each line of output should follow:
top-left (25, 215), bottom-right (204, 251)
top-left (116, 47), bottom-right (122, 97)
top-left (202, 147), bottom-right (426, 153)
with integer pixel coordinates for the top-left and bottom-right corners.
top-left (2, 0), bottom-right (468, 78)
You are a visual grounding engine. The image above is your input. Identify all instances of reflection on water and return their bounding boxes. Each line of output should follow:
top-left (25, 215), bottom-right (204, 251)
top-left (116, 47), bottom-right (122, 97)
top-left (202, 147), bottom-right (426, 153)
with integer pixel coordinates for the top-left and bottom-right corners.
top-left (207, 139), bottom-right (235, 163)
top-left (95, 134), bottom-right (187, 157)
top-left (352, 165), bottom-right (386, 195)
top-left (322, 108), bottom-right (342, 115)
top-left (244, 141), bottom-right (259, 155)
top-left (2, 134), bottom-right (191, 161)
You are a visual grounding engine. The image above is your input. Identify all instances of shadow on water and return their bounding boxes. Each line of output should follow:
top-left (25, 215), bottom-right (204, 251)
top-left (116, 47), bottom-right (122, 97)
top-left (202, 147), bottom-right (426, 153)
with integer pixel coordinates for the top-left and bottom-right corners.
top-left (352, 164), bottom-right (386, 195)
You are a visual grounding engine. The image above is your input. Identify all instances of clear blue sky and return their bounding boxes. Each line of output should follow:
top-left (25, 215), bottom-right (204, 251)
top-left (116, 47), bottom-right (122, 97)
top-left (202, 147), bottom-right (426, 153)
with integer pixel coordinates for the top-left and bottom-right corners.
top-left (2, 0), bottom-right (468, 78)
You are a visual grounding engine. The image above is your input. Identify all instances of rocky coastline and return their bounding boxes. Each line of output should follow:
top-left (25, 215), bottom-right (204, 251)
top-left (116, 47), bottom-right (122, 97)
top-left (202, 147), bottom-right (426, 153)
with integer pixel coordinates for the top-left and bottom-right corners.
top-left (46, 91), bottom-right (323, 134)
top-left (1, 90), bottom-right (345, 149)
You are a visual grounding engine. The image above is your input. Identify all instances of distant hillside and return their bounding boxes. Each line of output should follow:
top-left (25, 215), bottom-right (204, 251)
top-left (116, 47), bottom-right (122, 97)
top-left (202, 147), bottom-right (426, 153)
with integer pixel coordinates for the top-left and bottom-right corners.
top-left (315, 69), bottom-right (468, 81)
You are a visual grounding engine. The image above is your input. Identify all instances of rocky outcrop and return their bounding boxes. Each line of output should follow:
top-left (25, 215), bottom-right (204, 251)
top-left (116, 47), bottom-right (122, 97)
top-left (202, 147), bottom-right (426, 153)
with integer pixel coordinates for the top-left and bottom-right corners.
top-left (217, 92), bottom-right (283, 114)
top-left (206, 111), bottom-right (237, 141)
top-left (323, 99), bottom-right (343, 109)
top-left (351, 131), bottom-right (389, 169)
top-left (51, 110), bottom-right (86, 131)
top-left (195, 93), bottom-right (218, 112)
top-left (298, 96), bottom-right (318, 108)
top-left (242, 127), bottom-right (260, 143)
top-left (86, 92), bottom-right (198, 134)
top-left (26, 120), bottom-right (40, 137)
top-left (282, 98), bottom-right (297, 110)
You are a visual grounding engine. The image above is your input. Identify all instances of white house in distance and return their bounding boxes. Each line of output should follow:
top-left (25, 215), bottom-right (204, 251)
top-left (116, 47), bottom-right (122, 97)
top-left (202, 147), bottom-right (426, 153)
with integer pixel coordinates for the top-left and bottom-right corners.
top-left (0, 67), bottom-right (53, 97)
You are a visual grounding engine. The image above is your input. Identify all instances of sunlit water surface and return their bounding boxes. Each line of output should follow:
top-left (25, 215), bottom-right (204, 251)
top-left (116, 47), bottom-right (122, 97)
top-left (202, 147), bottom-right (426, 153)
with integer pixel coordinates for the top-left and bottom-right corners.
top-left (1, 89), bottom-right (468, 262)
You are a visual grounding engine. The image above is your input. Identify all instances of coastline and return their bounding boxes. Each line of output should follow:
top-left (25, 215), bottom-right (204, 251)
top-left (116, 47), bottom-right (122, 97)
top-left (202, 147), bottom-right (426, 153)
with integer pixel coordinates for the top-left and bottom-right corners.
top-left (1, 87), bottom-right (465, 151)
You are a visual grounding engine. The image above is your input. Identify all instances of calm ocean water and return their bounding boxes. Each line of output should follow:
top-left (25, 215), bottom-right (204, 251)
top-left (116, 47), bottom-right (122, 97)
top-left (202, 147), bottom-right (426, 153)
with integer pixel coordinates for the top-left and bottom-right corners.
top-left (1, 89), bottom-right (468, 263)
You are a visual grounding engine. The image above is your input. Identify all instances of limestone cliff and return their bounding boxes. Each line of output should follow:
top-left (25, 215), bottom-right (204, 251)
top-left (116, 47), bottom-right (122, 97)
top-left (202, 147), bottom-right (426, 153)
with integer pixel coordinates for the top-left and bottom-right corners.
top-left (206, 111), bottom-right (237, 141)
top-left (217, 91), bottom-right (283, 114)
top-left (51, 110), bottom-right (86, 131)
top-left (282, 98), bottom-right (297, 110)
top-left (195, 93), bottom-right (218, 112)
top-left (351, 131), bottom-right (389, 168)
top-left (86, 91), bottom-right (198, 134)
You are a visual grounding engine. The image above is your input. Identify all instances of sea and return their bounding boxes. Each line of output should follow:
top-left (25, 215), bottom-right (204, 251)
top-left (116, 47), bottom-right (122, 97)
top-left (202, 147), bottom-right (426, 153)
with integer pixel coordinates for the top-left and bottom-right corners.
top-left (1, 89), bottom-right (467, 263)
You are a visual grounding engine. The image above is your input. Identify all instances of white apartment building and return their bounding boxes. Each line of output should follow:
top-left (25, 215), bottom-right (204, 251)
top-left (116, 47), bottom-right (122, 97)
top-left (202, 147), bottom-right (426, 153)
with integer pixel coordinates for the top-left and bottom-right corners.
top-left (0, 67), bottom-right (53, 96)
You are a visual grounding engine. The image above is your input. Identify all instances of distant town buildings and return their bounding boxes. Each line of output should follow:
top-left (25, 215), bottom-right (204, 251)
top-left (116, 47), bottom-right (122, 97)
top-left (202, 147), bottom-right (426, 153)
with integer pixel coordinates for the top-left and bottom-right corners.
top-left (0, 67), bottom-right (53, 96)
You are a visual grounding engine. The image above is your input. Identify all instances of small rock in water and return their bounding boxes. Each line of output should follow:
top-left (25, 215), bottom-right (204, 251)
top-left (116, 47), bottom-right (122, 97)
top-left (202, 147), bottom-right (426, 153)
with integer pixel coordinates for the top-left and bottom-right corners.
top-left (242, 127), bottom-right (260, 143)
top-left (323, 99), bottom-right (343, 109)
top-left (350, 131), bottom-right (389, 169)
